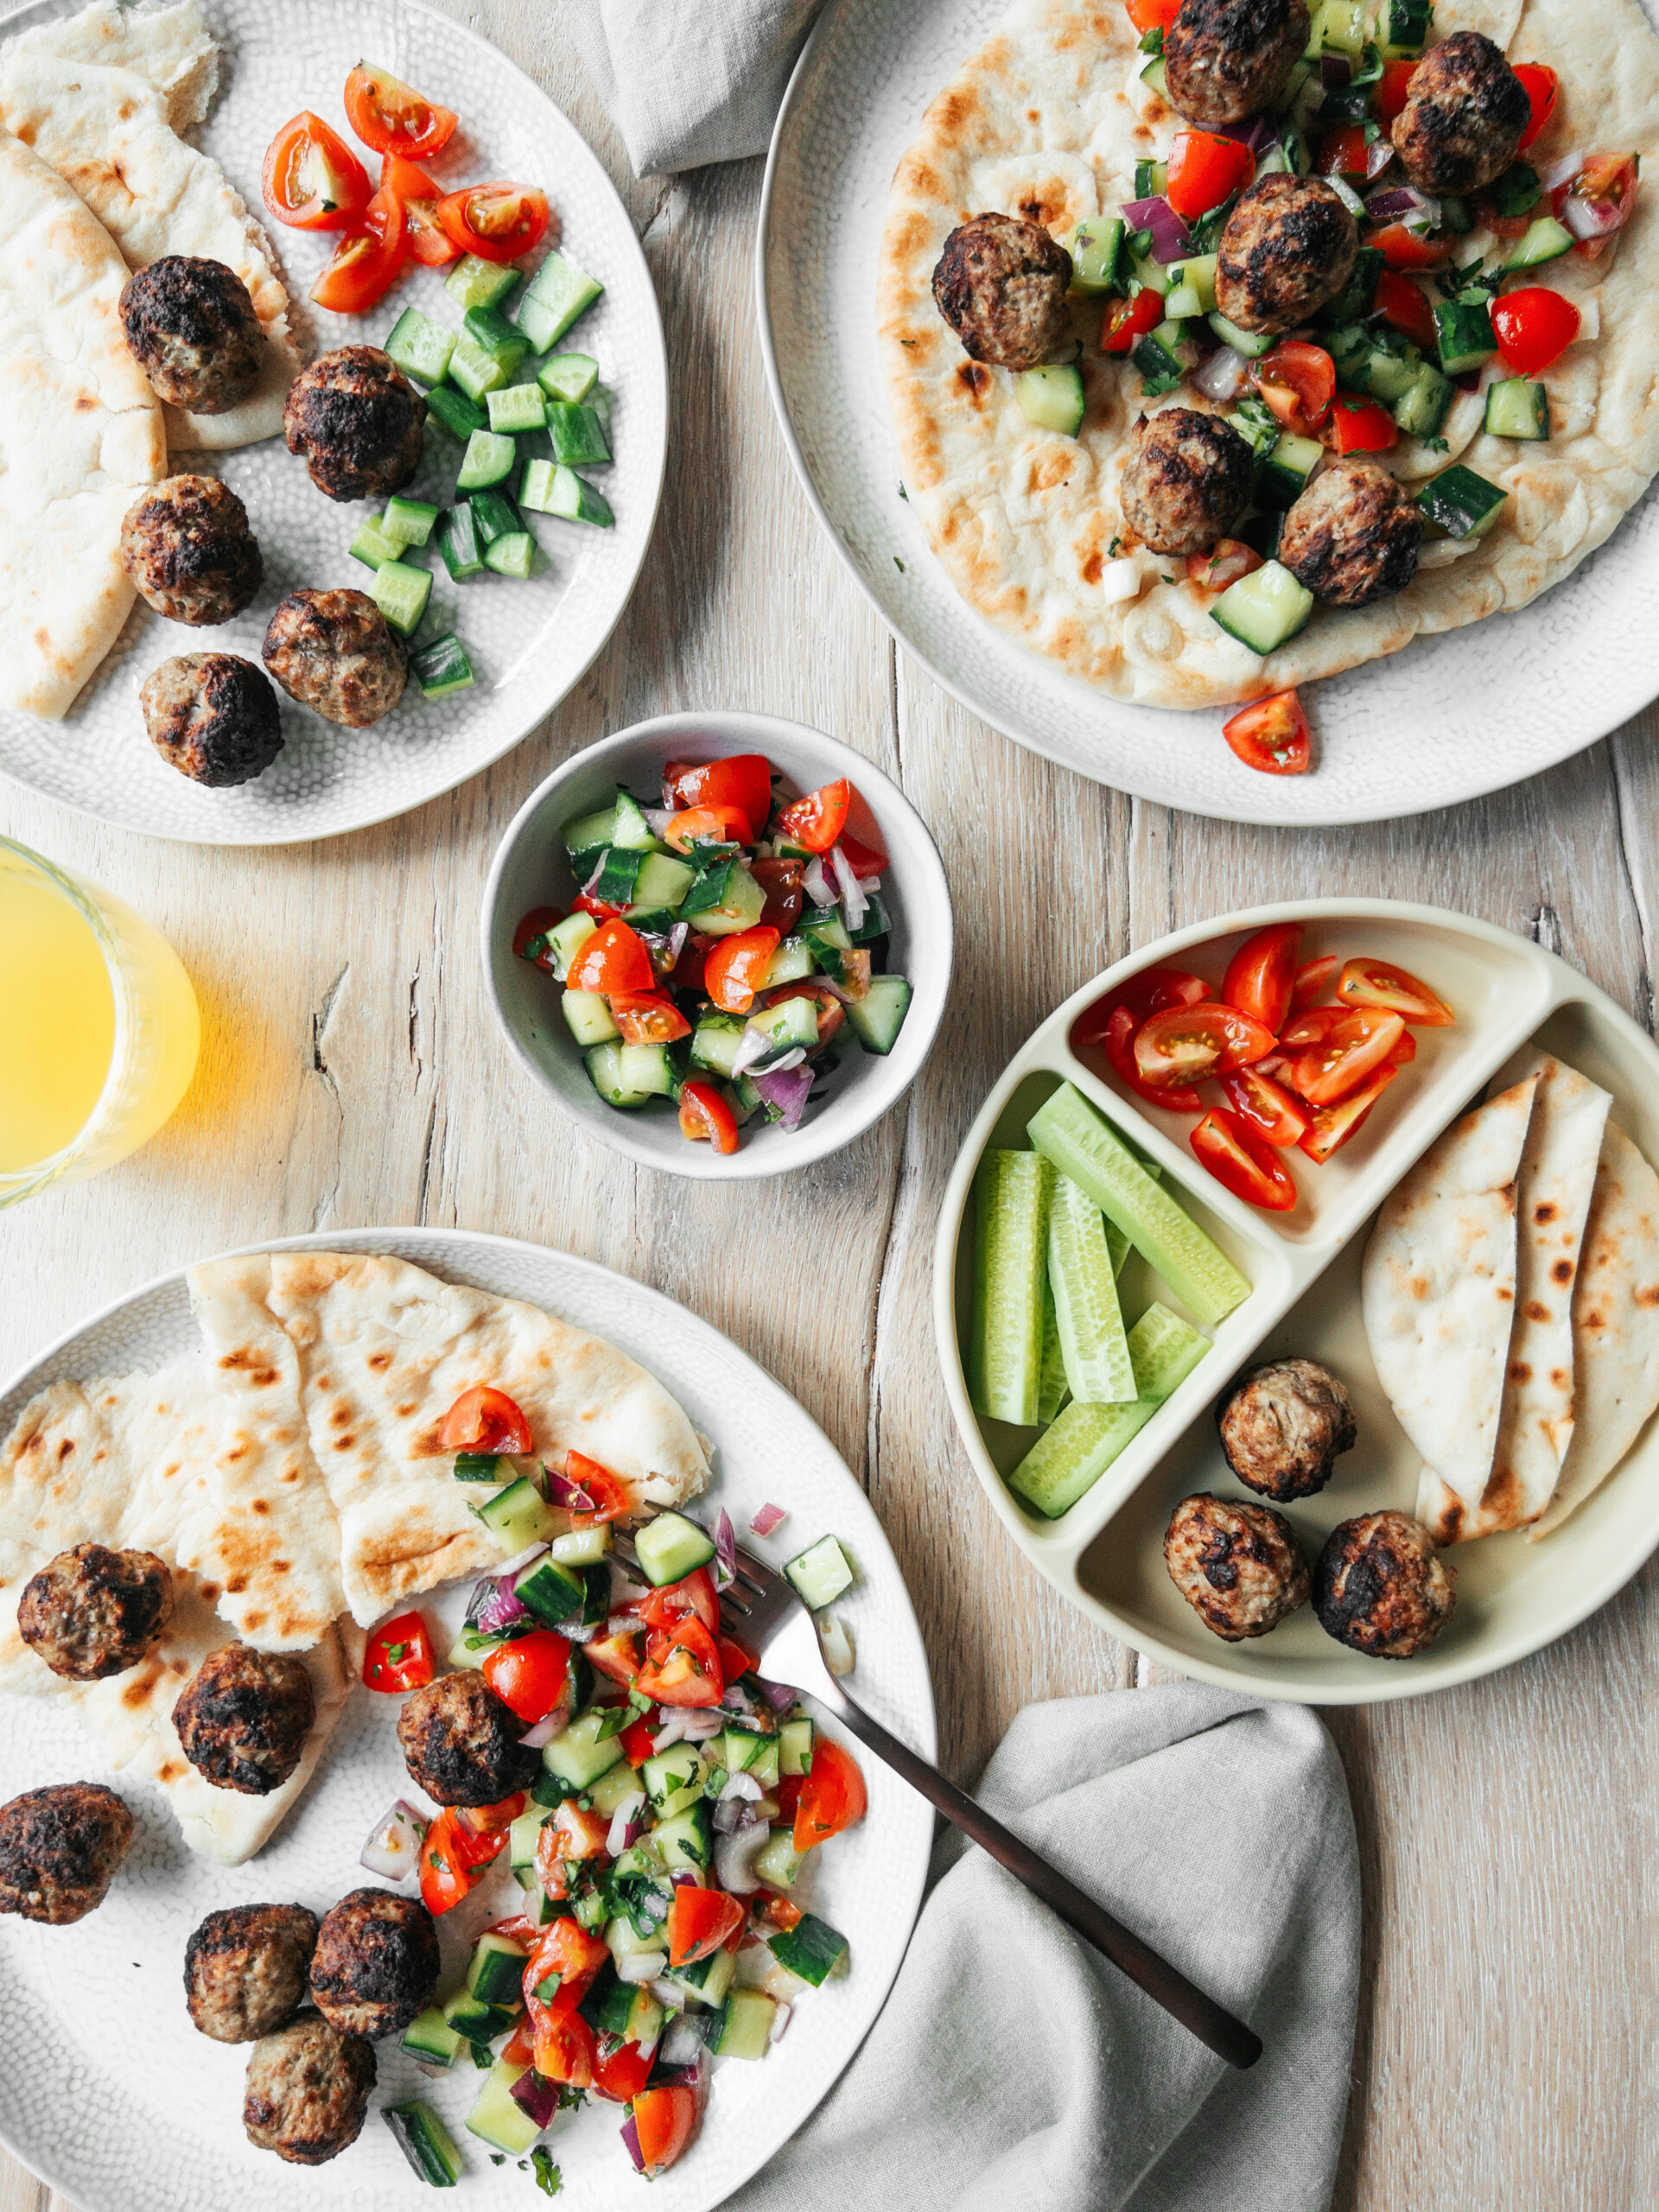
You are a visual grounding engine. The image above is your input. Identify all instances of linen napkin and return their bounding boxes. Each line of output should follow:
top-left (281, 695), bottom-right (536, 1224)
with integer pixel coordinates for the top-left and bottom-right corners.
top-left (728, 1682), bottom-right (1359, 2212)
top-left (565, 0), bottom-right (824, 175)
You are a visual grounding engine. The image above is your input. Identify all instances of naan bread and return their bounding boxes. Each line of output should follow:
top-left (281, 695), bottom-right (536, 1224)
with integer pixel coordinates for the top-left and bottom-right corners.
top-left (1363, 1077), bottom-right (1536, 1507)
top-left (0, 128), bottom-right (164, 718)
top-left (1, 0), bottom-right (219, 130)
top-left (879, 0), bottom-right (1659, 709)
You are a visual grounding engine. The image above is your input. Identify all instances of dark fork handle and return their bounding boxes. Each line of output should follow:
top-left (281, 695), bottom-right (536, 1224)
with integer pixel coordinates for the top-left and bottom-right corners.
top-left (825, 1686), bottom-right (1262, 2070)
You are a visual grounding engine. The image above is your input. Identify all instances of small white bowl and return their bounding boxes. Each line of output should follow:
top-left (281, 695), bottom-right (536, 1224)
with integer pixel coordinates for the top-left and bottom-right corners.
top-left (481, 710), bottom-right (954, 1179)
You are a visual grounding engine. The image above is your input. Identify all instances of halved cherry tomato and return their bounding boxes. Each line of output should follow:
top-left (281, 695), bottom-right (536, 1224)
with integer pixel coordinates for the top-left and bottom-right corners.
top-left (1554, 154), bottom-right (1641, 259)
top-left (514, 905), bottom-right (563, 968)
top-left (1318, 123), bottom-right (1373, 178)
top-left (706, 925), bottom-right (781, 1014)
top-left (563, 1452), bottom-right (633, 1524)
top-left (439, 1385), bottom-right (531, 1454)
top-left (533, 2007), bottom-right (596, 2089)
top-left (1373, 268), bottom-right (1438, 353)
top-left (774, 779), bottom-right (851, 853)
top-left (1299, 1062), bottom-right (1396, 1162)
top-left (1166, 130), bottom-right (1255, 218)
top-left (610, 991), bottom-right (692, 1046)
top-left (1082, 965), bottom-right (1211, 1031)
top-left (1513, 62), bottom-right (1558, 152)
top-left (1192, 538), bottom-right (1262, 593)
top-left (794, 1738), bottom-right (868, 1852)
top-left (1289, 953), bottom-right (1339, 1014)
top-left (1370, 221), bottom-right (1452, 270)
top-left (585, 1627), bottom-right (645, 1688)
top-left (1252, 340), bottom-right (1335, 434)
top-left (1096, 1002), bottom-right (1205, 1112)
top-left (679, 1078), bottom-right (740, 1154)
top-left (1223, 921), bottom-right (1302, 1033)
top-left (1218, 1065), bottom-right (1310, 1147)
top-left (437, 181), bottom-right (551, 263)
top-left (485, 1629), bottom-right (573, 1725)
top-left (1293, 1007), bottom-right (1405, 1104)
top-left (632, 2083), bottom-right (701, 2178)
top-left (637, 1567), bottom-right (720, 1637)
top-left (1137, 1001), bottom-right (1277, 1089)
top-left (620, 1716), bottom-right (658, 1767)
top-left (664, 804), bottom-right (751, 853)
top-left (592, 2041), bottom-right (654, 2103)
top-left (1125, 0), bottom-right (1181, 29)
top-left (1491, 287), bottom-right (1580, 375)
top-left (1222, 690), bottom-right (1312, 774)
top-left (1103, 287), bottom-right (1166, 353)
top-left (1335, 956), bottom-right (1454, 1025)
top-left (363, 1609), bottom-right (435, 1692)
top-left (419, 1809), bottom-right (474, 1915)
top-left (751, 857), bottom-right (804, 932)
top-left (381, 154), bottom-right (460, 266)
top-left (763, 979), bottom-right (846, 1049)
top-left (344, 62), bottom-right (459, 160)
top-left (1325, 394), bottom-right (1397, 454)
top-left (637, 1616), bottom-right (724, 1708)
top-left (262, 111), bottom-right (372, 231)
top-left (1191, 1108), bottom-right (1298, 1211)
top-left (567, 918), bottom-right (653, 995)
top-left (1377, 58), bottom-right (1419, 124)
top-left (309, 182), bottom-right (407, 312)
top-left (664, 756), bottom-right (773, 840)
top-left (669, 1886), bottom-right (747, 1966)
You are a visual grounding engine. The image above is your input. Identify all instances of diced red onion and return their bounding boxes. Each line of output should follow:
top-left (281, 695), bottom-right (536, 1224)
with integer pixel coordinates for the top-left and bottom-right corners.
top-left (652, 1713), bottom-right (689, 1753)
top-left (854, 872), bottom-right (882, 893)
top-left (519, 1712), bottom-right (562, 1749)
top-left (712, 1795), bottom-right (749, 1835)
top-left (714, 1821), bottom-right (772, 1895)
top-left (729, 1023), bottom-right (775, 1079)
top-left (638, 1888), bottom-right (671, 1926)
top-left (757, 1675), bottom-right (798, 1711)
top-left (645, 801), bottom-right (676, 832)
top-left (606, 1791), bottom-right (648, 1856)
top-left (511, 2069), bottom-right (563, 2131)
top-left (616, 1948), bottom-right (666, 1984)
top-left (1365, 137), bottom-right (1395, 181)
top-left (660, 2015), bottom-right (708, 2069)
top-left (545, 1466), bottom-right (594, 1514)
top-left (818, 1614), bottom-right (855, 1676)
top-left (802, 855), bottom-right (836, 906)
top-left (1539, 148), bottom-right (1584, 193)
top-left (713, 1508), bottom-right (737, 1591)
top-left (720, 1770), bottom-right (765, 1804)
top-left (1319, 51), bottom-right (1351, 85)
top-left (650, 1977), bottom-right (687, 2012)
top-left (1218, 112), bottom-right (1276, 151)
top-left (1366, 181), bottom-right (1440, 230)
top-left (1193, 345), bottom-right (1249, 402)
top-left (1122, 194), bottom-right (1191, 263)
top-left (1560, 190), bottom-right (1621, 241)
top-left (581, 855), bottom-right (608, 899)
top-left (620, 2114), bottom-right (645, 2174)
top-left (829, 844), bottom-right (868, 930)
top-left (679, 1707), bottom-right (725, 1742)
top-left (493, 1541), bottom-right (550, 1581)
top-left (750, 1502), bottom-right (787, 1537)
top-left (769, 2001), bottom-right (792, 2045)
top-left (474, 1575), bottom-right (529, 1637)
top-left (359, 1798), bottom-right (428, 1881)
top-left (749, 1063), bottom-right (815, 1130)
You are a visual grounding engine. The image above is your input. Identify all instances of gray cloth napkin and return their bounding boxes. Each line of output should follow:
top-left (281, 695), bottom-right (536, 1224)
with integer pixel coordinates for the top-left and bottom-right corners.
top-left (728, 1682), bottom-right (1359, 2212)
top-left (565, 0), bottom-right (824, 175)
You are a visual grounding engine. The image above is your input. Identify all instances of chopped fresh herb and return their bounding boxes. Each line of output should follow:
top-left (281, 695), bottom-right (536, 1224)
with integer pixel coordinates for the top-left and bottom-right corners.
top-left (1108, 535), bottom-right (1122, 557)
top-left (626, 1687), bottom-right (652, 1713)
top-left (469, 2042), bottom-right (493, 2069)
top-left (384, 1642), bottom-right (407, 1663)
top-left (1187, 191), bottom-right (1240, 253)
top-left (1160, 573), bottom-right (1175, 584)
top-left (1126, 226), bottom-right (1153, 259)
top-left (1138, 22), bottom-right (1164, 50)
top-left (898, 481), bottom-right (908, 499)
top-left (1353, 39), bottom-right (1383, 82)
top-left (893, 556), bottom-right (906, 571)
top-left (491, 2154), bottom-right (505, 2166)
top-left (1420, 434), bottom-right (1449, 452)
top-left (531, 2146), bottom-right (563, 2196)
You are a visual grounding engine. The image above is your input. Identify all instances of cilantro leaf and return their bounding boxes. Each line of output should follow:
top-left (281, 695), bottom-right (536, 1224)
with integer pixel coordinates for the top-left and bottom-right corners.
top-left (531, 2147), bottom-right (563, 2196)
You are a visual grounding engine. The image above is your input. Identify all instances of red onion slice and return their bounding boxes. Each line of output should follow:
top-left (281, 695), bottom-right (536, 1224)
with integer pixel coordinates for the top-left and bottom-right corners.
top-left (749, 1063), bottom-right (815, 1130)
top-left (679, 1707), bottom-right (725, 1742)
top-left (615, 1948), bottom-right (667, 1984)
top-left (359, 1798), bottom-right (428, 1881)
top-left (1560, 189), bottom-right (1621, 240)
top-left (620, 2115), bottom-right (645, 2174)
top-left (511, 2070), bottom-right (563, 2131)
top-left (1539, 148), bottom-right (1584, 193)
top-left (829, 843), bottom-right (868, 930)
top-left (714, 1820), bottom-right (772, 1894)
top-left (1365, 137), bottom-right (1395, 181)
top-left (749, 1502), bottom-right (787, 1536)
top-left (1122, 194), bottom-right (1191, 263)
top-left (802, 854), bottom-right (836, 906)
top-left (1319, 50), bottom-right (1351, 85)
top-left (519, 1711), bottom-right (561, 1749)
top-left (1219, 112), bottom-right (1277, 151)
top-left (544, 1466), bottom-right (594, 1514)
top-left (1193, 344), bottom-right (1249, 402)
top-left (606, 1790), bottom-right (648, 1855)
top-left (713, 1507), bottom-right (737, 1590)
top-left (757, 1675), bottom-right (798, 1711)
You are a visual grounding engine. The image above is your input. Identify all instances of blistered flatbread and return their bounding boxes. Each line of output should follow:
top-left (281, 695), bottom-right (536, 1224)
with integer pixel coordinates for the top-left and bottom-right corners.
top-left (1, 0), bottom-right (219, 130)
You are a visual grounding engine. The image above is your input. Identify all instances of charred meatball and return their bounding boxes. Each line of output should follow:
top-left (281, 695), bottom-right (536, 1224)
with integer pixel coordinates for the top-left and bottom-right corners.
top-left (1214, 173), bottom-right (1358, 336)
top-left (0, 1783), bottom-right (132, 1924)
top-left (119, 475), bottom-right (263, 627)
top-left (244, 2012), bottom-right (375, 2165)
top-left (397, 1669), bottom-right (537, 1808)
top-left (931, 213), bottom-right (1074, 371)
top-left (1391, 31), bottom-right (1529, 196)
top-left (262, 588), bottom-right (406, 729)
top-left (17, 1543), bottom-right (174, 1681)
top-left (283, 345), bottom-right (426, 503)
top-left (119, 255), bottom-right (264, 416)
top-left (141, 652), bottom-right (284, 787)
top-left (173, 1643), bottom-right (315, 1796)
top-left (1279, 457), bottom-right (1421, 607)
top-left (1120, 405), bottom-right (1255, 556)
top-left (309, 1888), bottom-right (440, 2041)
top-left (1218, 1358), bottom-right (1357, 1502)
top-left (1314, 1510), bottom-right (1454, 1658)
top-left (1164, 1493), bottom-right (1310, 1641)
top-left (1165, 0), bottom-right (1311, 128)
top-left (186, 1904), bottom-right (319, 2043)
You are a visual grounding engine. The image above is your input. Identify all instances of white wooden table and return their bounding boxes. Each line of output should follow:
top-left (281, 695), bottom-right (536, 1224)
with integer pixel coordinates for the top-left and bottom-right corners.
top-left (3, 7), bottom-right (1656, 2207)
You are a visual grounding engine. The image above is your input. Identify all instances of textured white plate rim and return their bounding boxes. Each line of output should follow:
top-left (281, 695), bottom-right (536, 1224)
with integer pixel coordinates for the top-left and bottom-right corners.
top-left (479, 709), bottom-right (956, 1180)
top-left (930, 897), bottom-right (1659, 1705)
top-left (754, 3), bottom-right (1659, 830)
top-left (0, 0), bottom-right (668, 848)
top-left (0, 1224), bottom-right (937, 2212)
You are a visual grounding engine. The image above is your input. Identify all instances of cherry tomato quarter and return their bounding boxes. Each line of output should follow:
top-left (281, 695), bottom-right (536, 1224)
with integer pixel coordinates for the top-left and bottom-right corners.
top-left (1289, 953), bottom-right (1339, 1014)
top-left (309, 183), bottom-right (407, 314)
top-left (610, 992), bottom-right (692, 1046)
top-left (383, 152), bottom-right (461, 266)
top-left (362, 1610), bottom-right (436, 1692)
top-left (1373, 268), bottom-right (1439, 352)
top-left (1325, 395), bottom-right (1397, 454)
top-left (669, 1886), bottom-right (746, 1966)
top-left (1377, 58), bottom-right (1419, 123)
top-left (419, 1809), bottom-right (474, 1915)
top-left (343, 62), bottom-right (459, 160)
top-left (1191, 1108), bottom-right (1299, 1211)
top-left (632, 2084), bottom-right (701, 2178)
top-left (513, 906), bottom-right (563, 969)
top-left (563, 1452), bottom-right (633, 1524)
top-left (1370, 221), bottom-right (1452, 270)
top-left (636, 1616), bottom-right (725, 1707)
top-left (1299, 1063), bottom-right (1397, 1163)
top-left (1103, 288), bottom-right (1165, 353)
top-left (1334, 956), bottom-right (1454, 1025)
top-left (773, 779), bottom-right (851, 853)
top-left (438, 1385), bottom-right (531, 1454)
top-left (1252, 341), bottom-right (1335, 433)
top-left (1292, 1007), bottom-right (1406, 1105)
top-left (1125, 0), bottom-right (1181, 29)
top-left (1218, 1065), bottom-right (1310, 1147)
top-left (484, 1629), bottom-right (573, 1725)
top-left (678, 1078), bottom-right (740, 1155)
top-left (793, 1738), bottom-right (868, 1852)
top-left (1512, 62), bottom-right (1558, 151)
top-left (1223, 921), bottom-right (1302, 1033)
top-left (664, 804), bottom-right (752, 852)
top-left (435, 181), bottom-right (550, 263)
top-left (1096, 1002), bottom-right (1205, 1112)
top-left (1166, 131), bottom-right (1255, 218)
top-left (566, 918), bottom-right (653, 996)
top-left (1222, 690), bottom-right (1312, 775)
top-left (663, 755), bottom-right (773, 840)
top-left (705, 925), bottom-right (782, 1014)
top-left (262, 111), bottom-right (371, 231)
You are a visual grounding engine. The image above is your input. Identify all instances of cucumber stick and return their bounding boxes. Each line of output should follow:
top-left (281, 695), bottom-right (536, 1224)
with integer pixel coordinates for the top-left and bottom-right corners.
top-left (1036, 1280), bottom-right (1071, 1425)
top-left (1027, 1084), bottom-right (1250, 1325)
top-left (1007, 1302), bottom-right (1211, 1517)
top-left (969, 1150), bottom-right (1055, 1426)
top-left (1046, 1173), bottom-right (1135, 1404)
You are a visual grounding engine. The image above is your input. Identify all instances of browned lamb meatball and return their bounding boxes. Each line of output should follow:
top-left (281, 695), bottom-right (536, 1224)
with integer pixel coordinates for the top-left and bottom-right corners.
top-left (262, 588), bottom-right (406, 729)
top-left (244, 2012), bottom-right (376, 2165)
top-left (0, 1783), bottom-right (133, 1924)
top-left (1164, 1493), bottom-right (1310, 1641)
top-left (397, 1669), bottom-right (538, 1808)
top-left (1313, 1510), bottom-right (1455, 1658)
top-left (185, 1904), bottom-right (319, 2042)
top-left (1278, 458), bottom-right (1422, 607)
top-left (17, 1543), bottom-right (174, 1680)
top-left (118, 475), bottom-right (263, 627)
top-left (1214, 173), bottom-right (1358, 336)
top-left (1391, 31), bottom-right (1530, 196)
top-left (1165, 0), bottom-right (1311, 129)
top-left (119, 255), bottom-right (264, 415)
top-left (1119, 406), bottom-right (1255, 556)
top-left (931, 213), bottom-right (1074, 371)
top-left (1218, 1358), bottom-right (1357, 1502)
top-left (308, 1888), bottom-right (440, 2041)
top-left (173, 1643), bottom-right (315, 1796)
top-left (141, 653), bottom-right (284, 787)
top-left (283, 345), bottom-right (426, 503)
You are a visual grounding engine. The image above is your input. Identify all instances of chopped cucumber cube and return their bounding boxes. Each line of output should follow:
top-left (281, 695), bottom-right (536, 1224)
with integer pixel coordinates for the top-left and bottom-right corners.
top-left (466, 1931), bottom-right (529, 2006)
top-left (548, 400), bottom-right (612, 466)
top-left (1484, 376), bottom-right (1549, 441)
top-left (463, 302), bottom-right (530, 376)
top-left (715, 1987), bottom-right (777, 2060)
top-left (538, 351), bottom-right (600, 404)
top-left (690, 1011), bottom-right (747, 1077)
top-left (518, 456), bottom-right (560, 513)
top-left (1014, 362), bottom-right (1085, 436)
top-left (348, 515), bottom-right (404, 570)
top-left (683, 859), bottom-right (765, 937)
top-left (468, 487), bottom-right (522, 544)
top-left (384, 494), bottom-right (441, 547)
top-left (1207, 309), bottom-right (1274, 358)
top-left (632, 849), bottom-right (695, 908)
top-left (401, 2005), bottom-right (464, 2071)
top-left (545, 910), bottom-right (597, 979)
top-left (767, 1911), bottom-right (849, 1987)
top-left (1007, 1303), bottom-right (1211, 1516)
top-left (437, 504), bottom-right (485, 582)
top-left (385, 306), bottom-right (457, 387)
top-left (474, 1474), bottom-right (563, 1554)
top-left (516, 250), bottom-right (604, 353)
top-left (634, 1510), bottom-right (717, 1586)
top-left (487, 382), bottom-right (546, 435)
top-left (563, 989), bottom-right (619, 1047)
top-left (385, 2101), bottom-right (464, 2187)
top-left (542, 464), bottom-right (613, 527)
top-left (1259, 431), bottom-right (1322, 508)
top-left (1065, 215), bottom-right (1124, 296)
top-left (425, 383), bottom-right (486, 442)
top-left (785, 1534), bottom-right (853, 1610)
top-left (1209, 558), bottom-right (1313, 656)
top-left (761, 935), bottom-right (817, 988)
top-left (1416, 464), bottom-right (1507, 539)
top-left (1505, 214), bottom-right (1572, 270)
top-left (1047, 1173), bottom-right (1135, 1403)
top-left (1382, 0), bottom-right (1432, 51)
top-left (484, 530), bottom-right (537, 580)
top-left (1313, 0), bottom-right (1365, 54)
top-left (969, 1148), bottom-right (1056, 1426)
top-left (1433, 296), bottom-right (1496, 376)
top-left (542, 1708), bottom-right (627, 1791)
top-left (448, 336), bottom-right (509, 404)
top-left (1166, 251), bottom-right (1218, 314)
top-left (445, 255), bottom-right (522, 312)
top-left (410, 632), bottom-right (475, 700)
top-left (369, 558), bottom-right (432, 638)
top-left (1393, 362), bottom-right (1452, 440)
top-left (456, 429), bottom-right (517, 491)
top-left (1134, 158), bottom-right (1168, 200)
top-left (779, 1718), bottom-right (814, 1776)
top-left (465, 2059), bottom-right (540, 2156)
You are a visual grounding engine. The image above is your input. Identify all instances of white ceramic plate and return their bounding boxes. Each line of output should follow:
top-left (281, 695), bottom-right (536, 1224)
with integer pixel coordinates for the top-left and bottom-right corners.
top-left (0, 1230), bottom-right (935, 2212)
top-left (757, 0), bottom-right (1659, 827)
top-left (0, 0), bottom-right (666, 844)
top-left (933, 900), bottom-right (1659, 1701)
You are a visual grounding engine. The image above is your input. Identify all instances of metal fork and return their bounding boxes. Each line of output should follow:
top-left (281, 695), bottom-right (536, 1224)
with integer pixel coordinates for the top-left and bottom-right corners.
top-left (615, 1529), bottom-right (1262, 2070)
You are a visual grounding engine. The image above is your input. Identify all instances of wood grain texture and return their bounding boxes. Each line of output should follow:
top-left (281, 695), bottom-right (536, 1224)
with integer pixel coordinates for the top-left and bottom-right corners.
top-left (0, 4), bottom-right (1654, 2207)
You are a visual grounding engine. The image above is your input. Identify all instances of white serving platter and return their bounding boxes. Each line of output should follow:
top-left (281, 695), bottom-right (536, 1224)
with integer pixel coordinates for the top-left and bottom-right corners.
top-left (757, 0), bottom-right (1659, 827)
top-left (0, 1230), bottom-right (935, 2212)
top-left (933, 900), bottom-right (1659, 1702)
top-left (0, 0), bottom-right (666, 844)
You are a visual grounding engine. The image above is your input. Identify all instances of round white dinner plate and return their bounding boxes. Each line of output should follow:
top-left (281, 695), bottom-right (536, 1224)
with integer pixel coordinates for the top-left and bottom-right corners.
top-left (757, 0), bottom-right (1659, 827)
top-left (0, 1230), bottom-right (935, 2212)
top-left (0, 0), bottom-right (666, 844)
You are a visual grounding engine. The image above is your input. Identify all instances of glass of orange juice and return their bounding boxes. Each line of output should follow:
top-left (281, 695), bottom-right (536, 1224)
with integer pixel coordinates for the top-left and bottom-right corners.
top-left (0, 836), bottom-right (200, 1209)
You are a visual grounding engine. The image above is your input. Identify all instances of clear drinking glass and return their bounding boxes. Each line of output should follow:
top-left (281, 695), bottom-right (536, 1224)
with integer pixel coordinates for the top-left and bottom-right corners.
top-left (0, 836), bottom-right (200, 1209)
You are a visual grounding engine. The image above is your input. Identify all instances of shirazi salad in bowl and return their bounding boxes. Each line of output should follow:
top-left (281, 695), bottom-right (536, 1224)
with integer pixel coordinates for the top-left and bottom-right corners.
top-left (358, 1383), bottom-right (867, 2189)
top-left (512, 752), bottom-right (912, 1154)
